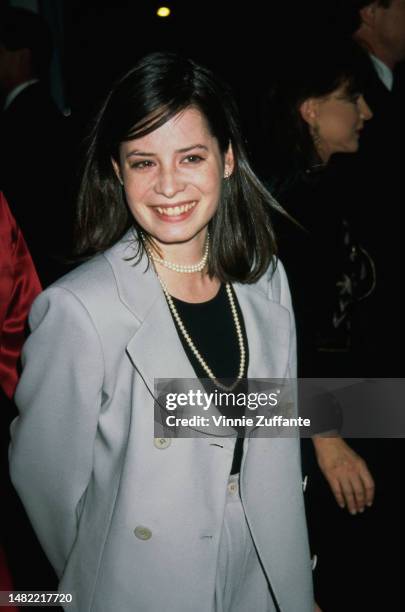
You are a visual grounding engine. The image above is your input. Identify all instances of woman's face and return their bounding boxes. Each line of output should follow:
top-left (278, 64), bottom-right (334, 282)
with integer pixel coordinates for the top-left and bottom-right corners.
top-left (301, 84), bottom-right (373, 162)
top-left (113, 107), bottom-right (234, 246)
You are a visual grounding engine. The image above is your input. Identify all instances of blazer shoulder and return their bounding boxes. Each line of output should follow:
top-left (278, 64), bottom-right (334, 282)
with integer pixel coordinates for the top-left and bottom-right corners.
top-left (254, 257), bottom-right (290, 307)
top-left (34, 236), bottom-right (148, 334)
top-left (36, 254), bottom-right (121, 325)
top-left (52, 254), bottom-right (115, 295)
top-left (51, 230), bottom-right (138, 299)
top-left (28, 251), bottom-right (137, 352)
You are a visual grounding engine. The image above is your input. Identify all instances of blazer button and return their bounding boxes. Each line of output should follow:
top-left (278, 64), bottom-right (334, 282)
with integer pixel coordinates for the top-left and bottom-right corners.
top-left (134, 526), bottom-right (152, 540)
top-left (302, 475), bottom-right (308, 492)
top-left (154, 437), bottom-right (171, 449)
top-left (228, 481), bottom-right (238, 495)
top-left (311, 554), bottom-right (318, 571)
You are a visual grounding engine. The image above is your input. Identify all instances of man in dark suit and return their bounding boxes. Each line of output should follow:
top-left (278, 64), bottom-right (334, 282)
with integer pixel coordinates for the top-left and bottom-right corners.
top-left (0, 7), bottom-right (73, 287)
top-left (329, 0), bottom-right (405, 376)
top-left (313, 4), bottom-right (405, 609)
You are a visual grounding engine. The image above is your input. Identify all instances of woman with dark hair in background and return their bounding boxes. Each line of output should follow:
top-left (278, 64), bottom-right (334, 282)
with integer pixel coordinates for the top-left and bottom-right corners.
top-left (262, 39), bottom-right (375, 511)
top-left (9, 52), bottom-right (318, 611)
top-left (259, 39), bottom-right (391, 611)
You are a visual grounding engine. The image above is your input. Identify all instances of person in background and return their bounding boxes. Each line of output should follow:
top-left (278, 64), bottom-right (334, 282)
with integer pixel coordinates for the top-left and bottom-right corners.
top-left (259, 39), bottom-right (382, 611)
top-left (261, 38), bottom-right (375, 514)
top-left (0, 191), bottom-right (41, 610)
top-left (336, 0), bottom-right (405, 374)
top-left (0, 7), bottom-right (73, 287)
top-left (329, 5), bottom-right (404, 607)
top-left (0, 193), bottom-right (41, 399)
top-left (354, 0), bottom-right (405, 90)
top-left (9, 52), bottom-right (319, 612)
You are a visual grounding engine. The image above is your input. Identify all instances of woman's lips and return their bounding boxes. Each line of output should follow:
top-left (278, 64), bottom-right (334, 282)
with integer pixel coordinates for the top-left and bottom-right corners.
top-left (152, 201), bottom-right (197, 221)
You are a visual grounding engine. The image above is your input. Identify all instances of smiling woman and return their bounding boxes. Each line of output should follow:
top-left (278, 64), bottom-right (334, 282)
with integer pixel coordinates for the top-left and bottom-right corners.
top-left (74, 53), bottom-right (283, 286)
top-left (9, 52), bottom-right (316, 612)
top-left (111, 107), bottom-right (232, 249)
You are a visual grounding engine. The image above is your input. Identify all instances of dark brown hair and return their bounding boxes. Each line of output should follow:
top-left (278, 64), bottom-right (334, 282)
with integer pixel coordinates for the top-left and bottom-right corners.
top-left (75, 52), bottom-right (281, 283)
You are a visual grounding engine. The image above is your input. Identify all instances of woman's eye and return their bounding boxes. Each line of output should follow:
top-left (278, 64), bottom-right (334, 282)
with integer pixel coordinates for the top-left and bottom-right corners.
top-left (130, 160), bottom-right (154, 169)
top-left (183, 155), bottom-right (204, 163)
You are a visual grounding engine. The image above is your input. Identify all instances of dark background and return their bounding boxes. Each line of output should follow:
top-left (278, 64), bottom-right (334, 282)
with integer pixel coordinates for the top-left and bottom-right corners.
top-left (1, 2), bottom-right (404, 611)
top-left (0, 1), bottom-right (358, 151)
top-left (62, 0), bottom-right (356, 146)
top-left (3, 0), bottom-right (400, 165)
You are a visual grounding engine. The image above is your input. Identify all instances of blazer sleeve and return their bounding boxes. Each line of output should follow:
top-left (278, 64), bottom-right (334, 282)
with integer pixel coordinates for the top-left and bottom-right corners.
top-left (9, 286), bottom-right (104, 577)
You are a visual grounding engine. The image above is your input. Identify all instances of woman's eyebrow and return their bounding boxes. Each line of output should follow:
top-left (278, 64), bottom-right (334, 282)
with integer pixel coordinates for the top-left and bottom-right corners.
top-left (177, 144), bottom-right (209, 153)
top-left (126, 144), bottom-right (208, 159)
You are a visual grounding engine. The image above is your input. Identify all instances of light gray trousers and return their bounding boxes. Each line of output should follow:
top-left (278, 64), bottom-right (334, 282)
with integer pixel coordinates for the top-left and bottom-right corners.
top-left (214, 474), bottom-right (277, 612)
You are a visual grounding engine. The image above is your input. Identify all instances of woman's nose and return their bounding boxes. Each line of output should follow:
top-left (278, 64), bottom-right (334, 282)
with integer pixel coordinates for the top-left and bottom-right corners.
top-left (154, 167), bottom-right (185, 198)
top-left (358, 95), bottom-right (373, 121)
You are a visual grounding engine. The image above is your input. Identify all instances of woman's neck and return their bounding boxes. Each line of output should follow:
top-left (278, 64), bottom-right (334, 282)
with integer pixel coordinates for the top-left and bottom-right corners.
top-left (158, 269), bottom-right (221, 303)
top-left (145, 228), bottom-right (220, 303)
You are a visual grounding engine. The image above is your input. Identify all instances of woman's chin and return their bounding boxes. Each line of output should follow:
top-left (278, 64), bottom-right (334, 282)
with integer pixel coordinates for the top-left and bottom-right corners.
top-left (145, 226), bottom-right (208, 247)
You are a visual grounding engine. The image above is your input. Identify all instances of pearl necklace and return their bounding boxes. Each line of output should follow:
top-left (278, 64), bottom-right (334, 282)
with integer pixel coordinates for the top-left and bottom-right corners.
top-left (157, 276), bottom-right (246, 392)
top-left (142, 232), bottom-right (210, 273)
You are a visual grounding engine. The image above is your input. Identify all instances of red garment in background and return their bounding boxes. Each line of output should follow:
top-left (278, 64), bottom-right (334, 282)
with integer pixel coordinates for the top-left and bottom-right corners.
top-left (0, 191), bottom-right (41, 609)
top-left (0, 191), bottom-right (41, 398)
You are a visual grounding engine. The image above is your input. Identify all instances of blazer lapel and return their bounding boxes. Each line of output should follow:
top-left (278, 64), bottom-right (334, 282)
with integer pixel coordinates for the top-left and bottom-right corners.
top-left (106, 232), bottom-right (292, 437)
top-left (233, 282), bottom-right (293, 434)
top-left (105, 233), bottom-right (233, 436)
top-left (233, 281), bottom-right (291, 380)
top-left (104, 230), bottom-right (197, 382)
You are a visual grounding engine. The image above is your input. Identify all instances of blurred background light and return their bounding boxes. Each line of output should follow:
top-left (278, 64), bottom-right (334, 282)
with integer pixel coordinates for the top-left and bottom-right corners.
top-left (157, 6), bottom-right (171, 18)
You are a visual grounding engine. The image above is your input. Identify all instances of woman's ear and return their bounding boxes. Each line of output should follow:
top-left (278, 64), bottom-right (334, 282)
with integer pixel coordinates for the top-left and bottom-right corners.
top-left (299, 98), bottom-right (319, 127)
top-left (223, 143), bottom-right (235, 179)
top-left (111, 157), bottom-right (124, 185)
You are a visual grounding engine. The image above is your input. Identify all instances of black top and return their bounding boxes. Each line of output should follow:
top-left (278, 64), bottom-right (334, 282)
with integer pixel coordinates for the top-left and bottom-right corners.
top-left (170, 283), bottom-right (249, 474)
top-left (271, 173), bottom-right (347, 376)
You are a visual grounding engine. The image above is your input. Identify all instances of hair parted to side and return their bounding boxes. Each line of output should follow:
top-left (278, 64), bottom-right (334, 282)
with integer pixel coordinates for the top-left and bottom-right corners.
top-left (75, 51), bottom-right (280, 284)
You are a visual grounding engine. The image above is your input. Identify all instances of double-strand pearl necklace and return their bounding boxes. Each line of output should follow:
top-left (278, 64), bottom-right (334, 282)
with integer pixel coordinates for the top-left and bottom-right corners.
top-left (157, 276), bottom-right (246, 392)
top-left (142, 232), bottom-right (210, 273)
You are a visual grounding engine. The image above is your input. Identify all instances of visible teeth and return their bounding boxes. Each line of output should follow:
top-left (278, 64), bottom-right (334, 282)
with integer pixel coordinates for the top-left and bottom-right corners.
top-left (155, 202), bottom-right (196, 216)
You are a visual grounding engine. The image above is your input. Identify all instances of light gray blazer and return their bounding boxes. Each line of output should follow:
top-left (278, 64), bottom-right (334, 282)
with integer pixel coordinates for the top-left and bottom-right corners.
top-left (9, 231), bottom-right (314, 611)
